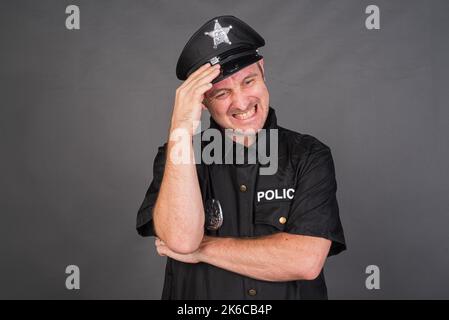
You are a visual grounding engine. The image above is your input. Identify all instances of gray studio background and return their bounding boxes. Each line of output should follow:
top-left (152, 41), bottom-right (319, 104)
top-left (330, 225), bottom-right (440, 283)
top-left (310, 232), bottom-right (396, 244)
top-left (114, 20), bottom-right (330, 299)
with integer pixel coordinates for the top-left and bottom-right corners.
top-left (1, 0), bottom-right (448, 299)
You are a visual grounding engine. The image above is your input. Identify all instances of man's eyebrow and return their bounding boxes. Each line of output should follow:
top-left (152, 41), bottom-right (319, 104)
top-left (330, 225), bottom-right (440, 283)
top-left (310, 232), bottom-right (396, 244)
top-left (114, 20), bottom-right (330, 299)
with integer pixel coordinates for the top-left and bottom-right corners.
top-left (208, 73), bottom-right (260, 97)
top-left (243, 73), bottom-right (258, 80)
top-left (208, 88), bottom-right (227, 97)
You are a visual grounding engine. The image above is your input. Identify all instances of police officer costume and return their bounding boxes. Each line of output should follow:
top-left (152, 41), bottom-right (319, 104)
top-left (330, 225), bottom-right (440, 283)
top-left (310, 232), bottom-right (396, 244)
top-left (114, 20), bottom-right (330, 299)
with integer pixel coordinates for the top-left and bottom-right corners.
top-left (137, 15), bottom-right (346, 300)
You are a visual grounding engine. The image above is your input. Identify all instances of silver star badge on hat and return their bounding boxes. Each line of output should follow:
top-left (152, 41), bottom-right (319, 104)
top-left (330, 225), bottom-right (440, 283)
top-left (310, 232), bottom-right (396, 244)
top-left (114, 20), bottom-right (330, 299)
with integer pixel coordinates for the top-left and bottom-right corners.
top-left (204, 19), bottom-right (232, 49)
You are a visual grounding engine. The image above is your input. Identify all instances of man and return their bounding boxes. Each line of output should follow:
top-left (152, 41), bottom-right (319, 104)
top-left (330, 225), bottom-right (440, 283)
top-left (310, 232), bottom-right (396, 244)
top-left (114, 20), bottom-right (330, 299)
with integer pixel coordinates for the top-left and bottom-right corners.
top-left (136, 15), bottom-right (346, 299)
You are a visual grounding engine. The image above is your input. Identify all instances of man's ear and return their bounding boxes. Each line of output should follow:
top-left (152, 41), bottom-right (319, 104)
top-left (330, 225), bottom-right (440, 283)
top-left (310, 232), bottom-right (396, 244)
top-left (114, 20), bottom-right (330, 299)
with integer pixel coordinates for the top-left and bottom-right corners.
top-left (258, 59), bottom-right (265, 80)
top-left (202, 99), bottom-right (209, 110)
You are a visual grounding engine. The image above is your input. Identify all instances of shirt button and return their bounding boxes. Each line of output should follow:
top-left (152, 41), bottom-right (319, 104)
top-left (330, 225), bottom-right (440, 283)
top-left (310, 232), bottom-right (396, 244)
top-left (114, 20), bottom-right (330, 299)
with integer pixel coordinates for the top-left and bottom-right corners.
top-left (239, 184), bottom-right (247, 192)
top-left (247, 288), bottom-right (257, 296)
top-left (279, 216), bottom-right (287, 224)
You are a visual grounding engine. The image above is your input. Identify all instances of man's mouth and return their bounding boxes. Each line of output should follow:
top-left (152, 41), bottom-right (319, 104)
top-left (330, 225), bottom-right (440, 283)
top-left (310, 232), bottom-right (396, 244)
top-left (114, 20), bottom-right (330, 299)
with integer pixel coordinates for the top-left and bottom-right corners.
top-left (232, 104), bottom-right (257, 121)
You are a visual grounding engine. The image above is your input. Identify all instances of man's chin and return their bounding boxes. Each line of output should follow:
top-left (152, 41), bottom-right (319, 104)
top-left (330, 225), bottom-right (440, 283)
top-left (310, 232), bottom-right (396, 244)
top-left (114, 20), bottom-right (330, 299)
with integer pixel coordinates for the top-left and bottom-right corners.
top-left (226, 122), bottom-right (262, 135)
top-left (227, 118), bottom-right (265, 134)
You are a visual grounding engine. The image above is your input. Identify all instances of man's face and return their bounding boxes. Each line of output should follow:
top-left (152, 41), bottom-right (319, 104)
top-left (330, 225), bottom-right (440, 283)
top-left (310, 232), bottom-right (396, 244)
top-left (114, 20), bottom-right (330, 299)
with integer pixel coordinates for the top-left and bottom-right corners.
top-left (204, 59), bottom-right (269, 133)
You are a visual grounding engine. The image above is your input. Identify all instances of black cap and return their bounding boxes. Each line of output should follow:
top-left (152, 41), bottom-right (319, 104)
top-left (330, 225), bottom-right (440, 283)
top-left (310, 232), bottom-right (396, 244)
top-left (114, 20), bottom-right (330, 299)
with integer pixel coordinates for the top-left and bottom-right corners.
top-left (176, 15), bottom-right (265, 83)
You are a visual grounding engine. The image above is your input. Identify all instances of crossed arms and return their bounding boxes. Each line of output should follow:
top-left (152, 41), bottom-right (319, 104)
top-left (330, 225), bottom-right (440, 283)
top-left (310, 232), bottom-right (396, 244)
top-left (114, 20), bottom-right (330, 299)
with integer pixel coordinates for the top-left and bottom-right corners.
top-left (152, 137), bottom-right (331, 282)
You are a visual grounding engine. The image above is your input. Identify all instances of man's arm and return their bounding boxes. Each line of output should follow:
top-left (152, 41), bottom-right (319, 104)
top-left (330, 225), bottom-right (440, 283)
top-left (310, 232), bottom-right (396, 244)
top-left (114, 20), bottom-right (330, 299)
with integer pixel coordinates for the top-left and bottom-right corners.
top-left (153, 63), bottom-right (221, 254)
top-left (156, 233), bottom-right (331, 281)
top-left (153, 139), bottom-right (204, 254)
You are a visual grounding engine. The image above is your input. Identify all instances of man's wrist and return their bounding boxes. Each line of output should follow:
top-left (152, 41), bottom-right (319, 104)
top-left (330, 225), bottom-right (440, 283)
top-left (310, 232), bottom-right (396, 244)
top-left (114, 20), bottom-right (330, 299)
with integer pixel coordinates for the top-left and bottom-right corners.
top-left (168, 119), bottom-right (195, 144)
top-left (169, 120), bottom-right (191, 132)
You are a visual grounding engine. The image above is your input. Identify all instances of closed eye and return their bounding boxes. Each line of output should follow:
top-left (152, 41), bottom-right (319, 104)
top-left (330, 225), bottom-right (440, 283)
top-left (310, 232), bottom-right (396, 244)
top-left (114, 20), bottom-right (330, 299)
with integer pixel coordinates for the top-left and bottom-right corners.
top-left (244, 78), bottom-right (256, 86)
top-left (214, 90), bottom-right (230, 99)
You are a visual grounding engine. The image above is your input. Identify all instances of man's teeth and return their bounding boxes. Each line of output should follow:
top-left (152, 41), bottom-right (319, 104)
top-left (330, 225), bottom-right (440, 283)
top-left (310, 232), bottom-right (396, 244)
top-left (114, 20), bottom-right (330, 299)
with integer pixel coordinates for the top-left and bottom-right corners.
top-left (233, 106), bottom-right (256, 120)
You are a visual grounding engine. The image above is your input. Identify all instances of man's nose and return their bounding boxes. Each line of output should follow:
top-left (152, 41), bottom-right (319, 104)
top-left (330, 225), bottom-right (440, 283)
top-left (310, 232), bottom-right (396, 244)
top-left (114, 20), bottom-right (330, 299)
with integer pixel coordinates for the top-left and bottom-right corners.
top-left (230, 90), bottom-right (250, 110)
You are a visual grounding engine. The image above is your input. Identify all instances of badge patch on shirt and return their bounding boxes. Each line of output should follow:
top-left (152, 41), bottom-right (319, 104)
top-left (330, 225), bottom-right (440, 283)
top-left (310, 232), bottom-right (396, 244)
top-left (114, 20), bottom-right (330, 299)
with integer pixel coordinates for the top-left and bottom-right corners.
top-left (256, 188), bottom-right (295, 203)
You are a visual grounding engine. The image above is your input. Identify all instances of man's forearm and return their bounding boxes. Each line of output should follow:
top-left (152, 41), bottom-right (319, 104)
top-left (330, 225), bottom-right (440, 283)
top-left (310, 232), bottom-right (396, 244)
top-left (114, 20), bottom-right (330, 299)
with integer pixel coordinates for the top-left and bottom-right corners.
top-left (197, 233), bottom-right (330, 282)
top-left (153, 133), bottom-right (204, 254)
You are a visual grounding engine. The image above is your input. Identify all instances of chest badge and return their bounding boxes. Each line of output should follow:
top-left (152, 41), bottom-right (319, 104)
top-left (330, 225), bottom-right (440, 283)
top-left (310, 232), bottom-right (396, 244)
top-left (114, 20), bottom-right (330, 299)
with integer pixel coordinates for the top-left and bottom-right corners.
top-left (205, 198), bottom-right (223, 230)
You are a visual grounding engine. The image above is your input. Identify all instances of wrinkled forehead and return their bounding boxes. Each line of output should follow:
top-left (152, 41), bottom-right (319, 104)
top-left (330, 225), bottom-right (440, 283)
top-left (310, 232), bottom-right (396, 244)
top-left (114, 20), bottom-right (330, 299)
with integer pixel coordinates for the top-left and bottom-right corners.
top-left (212, 62), bottom-right (262, 89)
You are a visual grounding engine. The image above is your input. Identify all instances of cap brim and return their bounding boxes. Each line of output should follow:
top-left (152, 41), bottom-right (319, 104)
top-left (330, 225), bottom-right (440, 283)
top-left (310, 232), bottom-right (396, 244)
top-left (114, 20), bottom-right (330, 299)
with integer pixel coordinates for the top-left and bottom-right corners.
top-left (211, 53), bottom-right (263, 84)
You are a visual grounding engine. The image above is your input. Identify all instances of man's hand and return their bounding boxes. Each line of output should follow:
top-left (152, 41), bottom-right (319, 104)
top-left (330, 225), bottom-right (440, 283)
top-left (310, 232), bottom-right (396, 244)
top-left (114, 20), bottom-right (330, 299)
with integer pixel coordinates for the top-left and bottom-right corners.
top-left (155, 237), bottom-right (201, 264)
top-left (155, 235), bottom-right (222, 264)
top-left (170, 63), bottom-right (221, 135)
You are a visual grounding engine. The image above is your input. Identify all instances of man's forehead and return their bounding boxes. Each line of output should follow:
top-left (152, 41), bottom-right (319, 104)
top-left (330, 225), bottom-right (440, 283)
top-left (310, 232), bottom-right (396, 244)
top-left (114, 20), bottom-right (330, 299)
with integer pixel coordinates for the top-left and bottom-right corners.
top-left (212, 63), bottom-right (260, 89)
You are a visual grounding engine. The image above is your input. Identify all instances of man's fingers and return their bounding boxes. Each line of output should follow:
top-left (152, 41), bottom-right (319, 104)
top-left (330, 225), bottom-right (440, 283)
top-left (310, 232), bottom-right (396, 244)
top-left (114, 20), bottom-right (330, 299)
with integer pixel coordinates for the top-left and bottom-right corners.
top-left (156, 246), bottom-right (167, 257)
top-left (155, 239), bottom-right (168, 257)
top-left (179, 63), bottom-right (213, 89)
top-left (192, 82), bottom-right (214, 99)
top-left (184, 66), bottom-right (220, 99)
top-left (189, 65), bottom-right (221, 89)
top-left (181, 64), bottom-right (220, 91)
top-left (189, 62), bottom-right (211, 78)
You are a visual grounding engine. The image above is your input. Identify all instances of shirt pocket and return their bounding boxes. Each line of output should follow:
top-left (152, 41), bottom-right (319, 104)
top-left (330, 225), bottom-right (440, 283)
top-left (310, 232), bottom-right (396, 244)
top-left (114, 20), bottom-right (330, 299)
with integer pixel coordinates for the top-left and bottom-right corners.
top-left (253, 200), bottom-right (291, 236)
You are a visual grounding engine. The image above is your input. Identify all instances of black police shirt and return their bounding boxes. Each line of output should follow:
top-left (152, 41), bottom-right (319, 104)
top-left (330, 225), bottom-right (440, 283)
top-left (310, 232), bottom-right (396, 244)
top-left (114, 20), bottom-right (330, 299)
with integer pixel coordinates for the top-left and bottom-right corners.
top-left (136, 107), bottom-right (346, 300)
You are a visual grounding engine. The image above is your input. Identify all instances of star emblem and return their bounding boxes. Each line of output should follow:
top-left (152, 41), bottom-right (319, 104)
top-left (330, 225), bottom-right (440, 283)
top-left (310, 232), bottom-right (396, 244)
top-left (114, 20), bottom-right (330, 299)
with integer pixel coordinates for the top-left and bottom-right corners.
top-left (204, 19), bottom-right (232, 49)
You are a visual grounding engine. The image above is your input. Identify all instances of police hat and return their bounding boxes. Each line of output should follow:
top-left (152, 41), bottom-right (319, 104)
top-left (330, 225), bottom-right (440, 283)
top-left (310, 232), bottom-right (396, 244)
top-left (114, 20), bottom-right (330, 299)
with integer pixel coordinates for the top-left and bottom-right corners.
top-left (176, 15), bottom-right (265, 84)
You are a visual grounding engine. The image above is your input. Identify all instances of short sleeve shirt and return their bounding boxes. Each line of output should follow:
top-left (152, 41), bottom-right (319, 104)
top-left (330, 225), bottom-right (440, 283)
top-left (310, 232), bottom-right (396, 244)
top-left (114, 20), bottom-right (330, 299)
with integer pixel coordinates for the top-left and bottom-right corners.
top-left (136, 107), bottom-right (346, 299)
